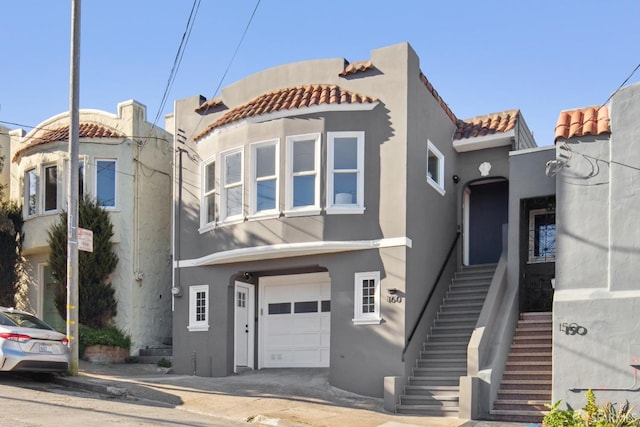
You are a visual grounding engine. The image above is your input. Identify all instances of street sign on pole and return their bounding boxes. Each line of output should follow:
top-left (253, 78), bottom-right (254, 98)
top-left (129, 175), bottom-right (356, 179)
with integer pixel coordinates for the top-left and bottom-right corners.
top-left (78, 228), bottom-right (93, 252)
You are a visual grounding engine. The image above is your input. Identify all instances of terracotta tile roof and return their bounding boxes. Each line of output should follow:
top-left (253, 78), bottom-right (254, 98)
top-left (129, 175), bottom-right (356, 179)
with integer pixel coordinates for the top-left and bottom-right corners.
top-left (195, 97), bottom-right (226, 115)
top-left (194, 84), bottom-right (378, 141)
top-left (554, 106), bottom-right (610, 142)
top-left (13, 123), bottom-right (125, 162)
top-left (454, 109), bottom-right (519, 140)
top-left (338, 60), bottom-right (374, 77)
top-left (419, 72), bottom-right (458, 125)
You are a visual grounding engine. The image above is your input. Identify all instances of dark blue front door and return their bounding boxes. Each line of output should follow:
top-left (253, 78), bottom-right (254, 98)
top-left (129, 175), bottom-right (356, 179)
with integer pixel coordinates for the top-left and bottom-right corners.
top-left (468, 180), bottom-right (508, 265)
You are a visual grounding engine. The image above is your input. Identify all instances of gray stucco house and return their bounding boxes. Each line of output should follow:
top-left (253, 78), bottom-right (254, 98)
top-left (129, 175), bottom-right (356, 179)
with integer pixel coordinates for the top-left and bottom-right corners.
top-left (169, 42), bottom-right (569, 422)
top-left (169, 44), bottom-right (640, 421)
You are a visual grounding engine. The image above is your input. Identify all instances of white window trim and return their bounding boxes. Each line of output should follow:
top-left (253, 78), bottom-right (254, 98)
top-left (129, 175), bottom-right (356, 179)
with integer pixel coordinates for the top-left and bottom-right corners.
top-left (426, 140), bottom-right (445, 196)
top-left (249, 139), bottom-right (280, 218)
top-left (528, 208), bottom-right (556, 264)
top-left (25, 168), bottom-right (37, 217)
top-left (352, 271), bottom-right (382, 325)
top-left (95, 158), bottom-right (118, 209)
top-left (188, 284), bottom-right (210, 332)
top-left (200, 156), bottom-right (216, 230)
top-left (42, 163), bottom-right (59, 214)
top-left (285, 133), bottom-right (321, 217)
top-left (220, 148), bottom-right (244, 223)
top-left (326, 131), bottom-right (365, 215)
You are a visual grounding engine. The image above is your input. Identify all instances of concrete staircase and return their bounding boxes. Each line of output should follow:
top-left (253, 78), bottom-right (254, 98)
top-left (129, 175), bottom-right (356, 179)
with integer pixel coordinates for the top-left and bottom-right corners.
top-left (396, 264), bottom-right (496, 416)
top-left (490, 312), bottom-right (552, 423)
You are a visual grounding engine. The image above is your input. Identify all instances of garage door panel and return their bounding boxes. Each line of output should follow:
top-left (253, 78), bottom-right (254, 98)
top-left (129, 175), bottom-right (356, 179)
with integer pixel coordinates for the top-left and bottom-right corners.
top-left (292, 333), bottom-right (321, 347)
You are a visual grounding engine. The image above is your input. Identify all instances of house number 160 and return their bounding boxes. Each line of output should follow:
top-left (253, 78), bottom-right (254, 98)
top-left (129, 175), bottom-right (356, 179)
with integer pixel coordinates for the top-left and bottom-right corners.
top-left (387, 296), bottom-right (402, 303)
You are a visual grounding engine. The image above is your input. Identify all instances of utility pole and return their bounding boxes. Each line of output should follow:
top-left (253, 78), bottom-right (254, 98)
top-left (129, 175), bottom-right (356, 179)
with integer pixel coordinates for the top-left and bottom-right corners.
top-left (67, 0), bottom-right (81, 375)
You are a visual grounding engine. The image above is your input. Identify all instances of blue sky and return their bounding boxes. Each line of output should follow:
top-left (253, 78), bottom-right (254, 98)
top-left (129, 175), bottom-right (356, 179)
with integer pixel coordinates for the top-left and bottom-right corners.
top-left (2, 1), bottom-right (639, 146)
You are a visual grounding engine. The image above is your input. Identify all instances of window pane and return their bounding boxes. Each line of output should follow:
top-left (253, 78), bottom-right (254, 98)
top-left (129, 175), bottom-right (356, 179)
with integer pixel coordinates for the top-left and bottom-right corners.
top-left (26, 169), bottom-right (37, 215)
top-left (78, 161), bottom-right (84, 198)
top-left (226, 186), bottom-right (242, 217)
top-left (428, 152), bottom-right (440, 183)
top-left (333, 173), bottom-right (357, 204)
top-left (293, 175), bottom-right (315, 207)
top-left (333, 137), bottom-right (357, 170)
top-left (256, 144), bottom-right (276, 178)
top-left (206, 195), bottom-right (215, 223)
top-left (257, 179), bottom-right (276, 211)
top-left (293, 140), bottom-right (315, 173)
top-left (268, 302), bottom-right (291, 315)
top-left (205, 162), bottom-right (215, 192)
top-left (225, 152), bottom-right (241, 185)
top-left (44, 166), bottom-right (57, 211)
top-left (294, 301), bottom-right (318, 313)
top-left (321, 300), bottom-right (331, 312)
top-left (196, 291), bottom-right (206, 322)
top-left (97, 160), bottom-right (116, 207)
top-left (534, 213), bottom-right (556, 257)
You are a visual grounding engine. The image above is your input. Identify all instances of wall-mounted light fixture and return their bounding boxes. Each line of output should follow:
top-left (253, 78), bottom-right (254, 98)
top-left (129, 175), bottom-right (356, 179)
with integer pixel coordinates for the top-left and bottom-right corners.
top-left (243, 272), bottom-right (252, 280)
top-left (171, 286), bottom-right (183, 297)
top-left (452, 174), bottom-right (460, 184)
top-left (387, 288), bottom-right (399, 295)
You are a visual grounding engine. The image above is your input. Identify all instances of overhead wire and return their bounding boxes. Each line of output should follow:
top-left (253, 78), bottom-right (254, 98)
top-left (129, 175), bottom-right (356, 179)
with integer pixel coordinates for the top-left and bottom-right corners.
top-left (150, 0), bottom-right (202, 131)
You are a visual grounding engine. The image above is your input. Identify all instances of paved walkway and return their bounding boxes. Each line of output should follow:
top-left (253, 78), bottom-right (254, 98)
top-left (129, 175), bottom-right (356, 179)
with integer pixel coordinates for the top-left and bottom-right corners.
top-left (54, 361), bottom-right (529, 427)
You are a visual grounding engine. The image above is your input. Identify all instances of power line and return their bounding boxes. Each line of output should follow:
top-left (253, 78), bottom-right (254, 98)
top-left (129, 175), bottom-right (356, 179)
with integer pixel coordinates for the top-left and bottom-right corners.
top-left (186, 0), bottom-right (262, 142)
top-left (151, 0), bottom-right (201, 130)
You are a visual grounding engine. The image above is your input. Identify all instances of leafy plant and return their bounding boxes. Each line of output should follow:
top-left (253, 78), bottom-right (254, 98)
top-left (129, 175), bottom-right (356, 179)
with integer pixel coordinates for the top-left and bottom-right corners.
top-left (0, 201), bottom-right (24, 308)
top-left (543, 390), bottom-right (640, 427)
top-left (157, 358), bottom-right (172, 368)
top-left (79, 324), bottom-right (131, 358)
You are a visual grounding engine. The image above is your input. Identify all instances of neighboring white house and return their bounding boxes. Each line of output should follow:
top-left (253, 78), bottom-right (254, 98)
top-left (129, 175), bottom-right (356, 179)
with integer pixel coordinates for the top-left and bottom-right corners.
top-left (5, 100), bottom-right (173, 354)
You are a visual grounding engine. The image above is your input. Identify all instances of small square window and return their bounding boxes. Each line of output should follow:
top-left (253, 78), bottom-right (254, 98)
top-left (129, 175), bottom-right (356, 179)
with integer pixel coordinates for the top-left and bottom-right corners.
top-left (426, 140), bottom-right (445, 196)
top-left (353, 271), bottom-right (382, 325)
top-left (188, 285), bottom-right (209, 332)
top-left (528, 208), bottom-right (556, 263)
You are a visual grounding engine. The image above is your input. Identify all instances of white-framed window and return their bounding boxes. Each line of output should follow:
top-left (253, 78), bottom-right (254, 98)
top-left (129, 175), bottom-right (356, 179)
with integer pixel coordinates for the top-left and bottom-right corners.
top-left (200, 158), bottom-right (216, 227)
top-left (25, 168), bottom-right (37, 217)
top-left (285, 133), bottom-right (321, 216)
top-left (96, 159), bottom-right (117, 208)
top-left (353, 271), bottom-right (382, 325)
top-left (250, 139), bottom-right (279, 217)
top-left (79, 159), bottom-right (85, 198)
top-left (188, 285), bottom-right (209, 332)
top-left (327, 131), bottom-right (365, 214)
top-left (426, 140), bottom-right (445, 196)
top-left (43, 164), bottom-right (58, 213)
top-left (220, 148), bottom-right (244, 222)
top-left (528, 208), bottom-right (556, 263)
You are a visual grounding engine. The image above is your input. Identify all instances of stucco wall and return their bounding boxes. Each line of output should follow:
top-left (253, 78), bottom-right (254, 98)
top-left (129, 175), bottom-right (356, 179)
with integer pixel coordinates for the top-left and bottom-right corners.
top-left (553, 82), bottom-right (640, 408)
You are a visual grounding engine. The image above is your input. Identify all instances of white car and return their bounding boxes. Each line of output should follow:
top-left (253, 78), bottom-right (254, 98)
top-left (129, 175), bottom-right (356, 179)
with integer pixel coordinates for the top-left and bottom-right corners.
top-left (0, 307), bottom-right (70, 373)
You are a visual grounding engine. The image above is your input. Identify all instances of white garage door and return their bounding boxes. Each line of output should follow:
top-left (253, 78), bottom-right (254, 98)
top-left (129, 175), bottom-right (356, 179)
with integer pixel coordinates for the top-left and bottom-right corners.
top-left (259, 272), bottom-right (330, 368)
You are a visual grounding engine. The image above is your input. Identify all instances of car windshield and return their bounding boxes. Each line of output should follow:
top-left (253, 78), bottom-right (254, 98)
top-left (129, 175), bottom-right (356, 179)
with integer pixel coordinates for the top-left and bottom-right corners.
top-left (0, 311), bottom-right (54, 330)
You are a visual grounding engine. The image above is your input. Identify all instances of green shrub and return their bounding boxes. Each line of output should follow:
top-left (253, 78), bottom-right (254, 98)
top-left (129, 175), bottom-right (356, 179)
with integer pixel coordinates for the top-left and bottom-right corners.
top-left (79, 324), bottom-right (131, 358)
top-left (157, 357), bottom-right (172, 368)
top-left (543, 390), bottom-right (640, 427)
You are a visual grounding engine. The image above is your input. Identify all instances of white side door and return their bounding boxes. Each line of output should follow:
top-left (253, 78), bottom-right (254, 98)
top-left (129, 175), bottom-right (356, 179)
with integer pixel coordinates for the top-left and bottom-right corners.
top-left (234, 282), bottom-right (255, 371)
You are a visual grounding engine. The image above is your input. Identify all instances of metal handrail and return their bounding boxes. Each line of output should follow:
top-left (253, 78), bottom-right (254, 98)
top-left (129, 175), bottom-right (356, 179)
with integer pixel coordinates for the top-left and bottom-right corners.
top-left (402, 231), bottom-right (460, 361)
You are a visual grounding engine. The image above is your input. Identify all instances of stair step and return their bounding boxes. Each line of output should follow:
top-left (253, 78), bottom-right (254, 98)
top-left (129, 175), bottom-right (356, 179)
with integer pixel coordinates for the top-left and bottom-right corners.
top-left (413, 367), bottom-right (466, 376)
top-left (400, 394), bottom-right (460, 406)
top-left (505, 360), bottom-right (552, 367)
top-left (437, 309), bottom-right (482, 319)
top-left (396, 405), bottom-right (459, 416)
top-left (416, 358), bottom-right (466, 368)
top-left (434, 318), bottom-right (477, 328)
top-left (490, 409), bottom-right (547, 424)
top-left (139, 347), bottom-right (173, 357)
top-left (502, 371), bottom-right (552, 381)
top-left (499, 379), bottom-right (551, 390)
top-left (493, 399), bottom-right (549, 411)
top-left (498, 390), bottom-right (552, 400)
top-left (408, 376), bottom-right (460, 387)
top-left (521, 312), bottom-right (552, 320)
top-left (403, 385), bottom-right (459, 396)
top-left (431, 325), bottom-right (476, 334)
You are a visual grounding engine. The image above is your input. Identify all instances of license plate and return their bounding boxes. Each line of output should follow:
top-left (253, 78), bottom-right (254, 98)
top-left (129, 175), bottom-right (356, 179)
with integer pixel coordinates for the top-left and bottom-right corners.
top-left (39, 344), bottom-right (53, 353)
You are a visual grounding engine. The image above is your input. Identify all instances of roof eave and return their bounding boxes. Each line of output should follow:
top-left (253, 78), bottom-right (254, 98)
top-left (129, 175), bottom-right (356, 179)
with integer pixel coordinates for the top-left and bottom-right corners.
top-left (453, 129), bottom-right (515, 153)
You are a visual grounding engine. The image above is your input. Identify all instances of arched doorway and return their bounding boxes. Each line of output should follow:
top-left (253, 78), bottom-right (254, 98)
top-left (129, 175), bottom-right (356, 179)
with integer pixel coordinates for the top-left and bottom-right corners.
top-left (463, 179), bottom-right (509, 265)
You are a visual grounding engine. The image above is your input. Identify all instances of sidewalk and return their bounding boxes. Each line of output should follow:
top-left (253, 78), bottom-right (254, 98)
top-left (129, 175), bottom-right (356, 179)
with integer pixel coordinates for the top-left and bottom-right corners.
top-left (54, 361), bottom-right (527, 427)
